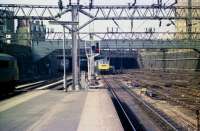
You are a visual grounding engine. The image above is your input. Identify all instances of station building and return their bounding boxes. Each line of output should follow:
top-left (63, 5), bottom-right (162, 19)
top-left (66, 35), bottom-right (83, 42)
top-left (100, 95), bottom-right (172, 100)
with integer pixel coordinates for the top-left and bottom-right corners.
top-left (0, 9), bottom-right (14, 48)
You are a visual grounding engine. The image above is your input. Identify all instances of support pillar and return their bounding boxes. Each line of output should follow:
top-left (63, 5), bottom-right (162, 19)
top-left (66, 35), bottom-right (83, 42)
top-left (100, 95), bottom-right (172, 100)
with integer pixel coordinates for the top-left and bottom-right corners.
top-left (71, 5), bottom-right (79, 90)
top-left (187, 0), bottom-right (192, 40)
top-left (63, 27), bottom-right (67, 91)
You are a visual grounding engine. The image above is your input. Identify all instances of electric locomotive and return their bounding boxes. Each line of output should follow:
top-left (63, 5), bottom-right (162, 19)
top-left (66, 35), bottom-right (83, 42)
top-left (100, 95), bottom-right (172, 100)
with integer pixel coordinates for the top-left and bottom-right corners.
top-left (96, 58), bottom-right (114, 74)
top-left (0, 53), bottom-right (19, 92)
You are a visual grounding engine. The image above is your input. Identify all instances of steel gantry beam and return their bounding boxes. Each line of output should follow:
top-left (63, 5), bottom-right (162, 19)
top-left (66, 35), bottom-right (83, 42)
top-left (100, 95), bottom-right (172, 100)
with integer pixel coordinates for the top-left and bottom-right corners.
top-left (44, 32), bottom-right (200, 41)
top-left (80, 5), bottom-right (200, 20)
top-left (0, 4), bottom-right (61, 20)
top-left (0, 4), bottom-right (200, 20)
top-left (3, 31), bottom-right (200, 41)
top-left (7, 32), bottom-right (199, 49)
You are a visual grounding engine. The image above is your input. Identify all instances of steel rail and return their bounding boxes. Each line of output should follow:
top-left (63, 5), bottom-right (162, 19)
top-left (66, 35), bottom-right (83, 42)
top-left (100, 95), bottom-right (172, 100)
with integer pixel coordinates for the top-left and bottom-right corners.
top-left (122, 72), bottom-right (197, 129)
top-left (114, 77), bottom-right (179, 131)
top-left (104, 78), bottom-right (137, 131)
top-left (124, 86), bottom-right (178, 130)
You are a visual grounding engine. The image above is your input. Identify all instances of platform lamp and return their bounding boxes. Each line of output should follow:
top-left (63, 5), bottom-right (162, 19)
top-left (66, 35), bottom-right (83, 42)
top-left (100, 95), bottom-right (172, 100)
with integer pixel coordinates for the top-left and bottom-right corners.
top-left (49, 20), bottom-right (78, 91)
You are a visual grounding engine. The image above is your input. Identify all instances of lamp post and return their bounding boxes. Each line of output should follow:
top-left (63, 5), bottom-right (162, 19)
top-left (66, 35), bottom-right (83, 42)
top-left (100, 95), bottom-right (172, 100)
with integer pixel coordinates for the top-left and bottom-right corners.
top-left (63, 26), bottom-right (66, 91)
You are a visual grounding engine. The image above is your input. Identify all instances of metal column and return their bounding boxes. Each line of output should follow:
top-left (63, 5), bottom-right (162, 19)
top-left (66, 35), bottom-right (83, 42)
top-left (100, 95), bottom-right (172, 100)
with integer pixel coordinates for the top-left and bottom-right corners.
top-left (187, 0), bottom-right (192, 40)
top-left (71, 5), bottom-right (79, 90)
top-left (63, 26), bottom-right (67, 91)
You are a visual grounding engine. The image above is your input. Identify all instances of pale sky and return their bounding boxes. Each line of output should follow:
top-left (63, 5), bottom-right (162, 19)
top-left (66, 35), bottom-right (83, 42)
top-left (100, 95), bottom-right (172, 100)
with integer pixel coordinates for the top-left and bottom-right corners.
top-left (0, 0), bottom-right (176, 39)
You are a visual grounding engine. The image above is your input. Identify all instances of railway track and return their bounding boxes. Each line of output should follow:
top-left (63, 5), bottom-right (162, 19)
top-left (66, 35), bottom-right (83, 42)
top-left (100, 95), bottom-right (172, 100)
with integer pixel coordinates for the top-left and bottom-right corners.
top-left (119, 72), bottom-right (198, 130)
top-left (0, 78), bottom-right (72, 101)
top-left (104, 76), bottom-right (178, 131)
top-left (123, 72), bottom-right (200, 110)
top-left (104, 78), bottom-right (137, 131)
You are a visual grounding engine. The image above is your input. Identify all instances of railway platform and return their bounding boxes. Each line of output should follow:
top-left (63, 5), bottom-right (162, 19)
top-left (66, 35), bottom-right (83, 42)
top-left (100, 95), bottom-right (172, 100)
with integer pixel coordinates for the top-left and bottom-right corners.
top-left (0, 87), bottom-right (123, 131)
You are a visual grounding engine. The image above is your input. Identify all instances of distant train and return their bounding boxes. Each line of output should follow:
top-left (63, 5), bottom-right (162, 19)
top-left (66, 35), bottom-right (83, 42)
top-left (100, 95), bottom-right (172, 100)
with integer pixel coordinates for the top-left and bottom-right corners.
top-left (96, 58), bottom-right (115, 74)
top-left (0, 53), bottom-right (19, 92)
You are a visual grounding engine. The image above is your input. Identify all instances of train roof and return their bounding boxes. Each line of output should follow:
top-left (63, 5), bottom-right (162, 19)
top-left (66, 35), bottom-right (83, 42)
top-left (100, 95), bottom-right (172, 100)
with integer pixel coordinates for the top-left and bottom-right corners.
top-left (0, 53), bottom-right (16, 61)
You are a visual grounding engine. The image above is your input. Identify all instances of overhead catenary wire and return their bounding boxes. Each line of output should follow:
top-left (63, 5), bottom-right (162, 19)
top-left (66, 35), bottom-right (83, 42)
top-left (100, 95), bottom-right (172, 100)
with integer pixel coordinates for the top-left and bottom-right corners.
top-left (112, 19), bottom-right (132, 40)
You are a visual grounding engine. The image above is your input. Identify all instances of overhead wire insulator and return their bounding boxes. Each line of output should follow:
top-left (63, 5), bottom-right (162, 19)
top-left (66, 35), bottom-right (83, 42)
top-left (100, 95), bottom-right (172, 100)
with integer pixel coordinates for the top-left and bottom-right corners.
top-left (166, 19), bottom-right (175, 26)
top-left (89, 33), bottom-right (93, 40)
top-left (158, 0), bottom-right (162, 6)
top-left (131, 20), bottom-right (133, 32)
top-left (159, 19), bottom-right (162, 27)
top-left (95, 42), bottom-right (100, 53)
top-left (128, 0), bottom-right (136, 9)
top-left (58, 0), bottom-right (63, 11)
top-left (107, 27), bottom-right (109, 32)
top-left (89, 0), bottom-right (93, 10)
top-left (69, 0), bottom-right (71, 5)
top-left (112, 19), bottom-right (119, 27)
top-left (170, 20), bottom-right (175, 26)
top-left (132, 0), bottom-right (136, 6)
top-left (166, 23), bottom-right (171, 26)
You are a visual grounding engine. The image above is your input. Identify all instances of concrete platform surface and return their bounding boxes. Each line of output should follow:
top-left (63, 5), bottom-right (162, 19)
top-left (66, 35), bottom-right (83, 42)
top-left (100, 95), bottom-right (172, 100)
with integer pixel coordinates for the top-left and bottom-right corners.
top-left (77, 89), bottom-right (124, 131)
top-left (0, 89), bottom-right (123, 131)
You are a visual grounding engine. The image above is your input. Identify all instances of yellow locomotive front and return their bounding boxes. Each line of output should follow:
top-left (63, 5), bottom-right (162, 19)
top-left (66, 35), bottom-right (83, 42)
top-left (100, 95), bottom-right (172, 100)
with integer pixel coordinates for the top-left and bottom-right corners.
top-left (96, 58), bottom-right (113, 74)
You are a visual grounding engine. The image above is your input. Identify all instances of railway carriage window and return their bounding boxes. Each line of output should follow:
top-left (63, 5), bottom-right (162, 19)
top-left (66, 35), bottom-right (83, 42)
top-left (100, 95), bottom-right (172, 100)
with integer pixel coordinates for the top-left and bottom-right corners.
top-left (0, 60), bottom-right (9, 68)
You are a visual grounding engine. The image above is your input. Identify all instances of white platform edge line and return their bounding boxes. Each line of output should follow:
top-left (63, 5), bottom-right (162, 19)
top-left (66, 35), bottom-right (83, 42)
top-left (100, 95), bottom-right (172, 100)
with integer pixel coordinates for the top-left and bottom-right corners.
top-left (37, 80), bottom-right (63, 90)
top-left (16, 80), bottom-right (45, 89)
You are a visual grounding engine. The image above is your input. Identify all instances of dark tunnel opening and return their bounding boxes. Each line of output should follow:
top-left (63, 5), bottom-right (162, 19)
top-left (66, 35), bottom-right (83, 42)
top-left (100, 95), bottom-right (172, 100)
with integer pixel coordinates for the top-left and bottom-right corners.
top-left (110, 57), bottom-right (139, 70)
